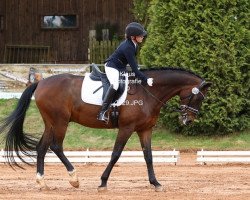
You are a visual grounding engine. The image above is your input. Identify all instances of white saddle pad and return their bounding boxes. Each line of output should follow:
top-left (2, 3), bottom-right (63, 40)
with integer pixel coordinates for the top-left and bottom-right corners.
top-left (81, 73), bottom-right (128, 106)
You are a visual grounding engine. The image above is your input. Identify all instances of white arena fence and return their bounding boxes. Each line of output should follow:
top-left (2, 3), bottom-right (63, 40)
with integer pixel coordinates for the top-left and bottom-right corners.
top-left (0, 150), bottom-right (180, 164)
top-left (0, 92), bottom-right (26, 99)
top-left (197, 150), bottom-right (250, 164)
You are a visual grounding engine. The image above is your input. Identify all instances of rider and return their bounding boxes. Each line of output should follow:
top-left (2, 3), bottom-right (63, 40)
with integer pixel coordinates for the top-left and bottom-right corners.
top-left (97, 22), bottom-right (154, 122)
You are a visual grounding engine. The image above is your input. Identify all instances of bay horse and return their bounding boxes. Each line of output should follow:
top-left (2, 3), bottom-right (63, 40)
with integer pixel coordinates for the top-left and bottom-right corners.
top-left (0, 67), bottom-right (211, 191)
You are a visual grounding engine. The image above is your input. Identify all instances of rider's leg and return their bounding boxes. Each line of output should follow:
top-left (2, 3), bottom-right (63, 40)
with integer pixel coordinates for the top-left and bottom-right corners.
top-left (105, 65), bottom-right (119, 91)
top-left (97, 65), bottom-right (119, 122)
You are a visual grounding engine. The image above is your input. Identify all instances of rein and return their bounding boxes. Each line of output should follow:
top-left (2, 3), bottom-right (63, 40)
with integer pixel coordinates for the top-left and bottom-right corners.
top-left (139, 84), bottom-right (168, 108)
top-left (139, 84), bottom-right (181, 113)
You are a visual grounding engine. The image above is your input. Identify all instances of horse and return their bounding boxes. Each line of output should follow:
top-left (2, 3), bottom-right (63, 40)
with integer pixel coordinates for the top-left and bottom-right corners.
top-left (0, 67), bottom-right (211, 192)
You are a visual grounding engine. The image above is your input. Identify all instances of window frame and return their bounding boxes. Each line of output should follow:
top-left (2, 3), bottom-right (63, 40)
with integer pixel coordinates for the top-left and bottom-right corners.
top-left (41, 14), bottom-right (79, 30)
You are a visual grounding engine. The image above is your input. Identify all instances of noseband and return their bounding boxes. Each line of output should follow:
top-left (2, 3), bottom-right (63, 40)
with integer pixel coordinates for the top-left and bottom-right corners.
top-left (178, 80), bottom-right (206, 115)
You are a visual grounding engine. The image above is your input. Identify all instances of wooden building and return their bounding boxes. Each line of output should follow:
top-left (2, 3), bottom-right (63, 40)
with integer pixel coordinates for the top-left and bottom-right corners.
top-left (0, 0), bottom-right (134, 63)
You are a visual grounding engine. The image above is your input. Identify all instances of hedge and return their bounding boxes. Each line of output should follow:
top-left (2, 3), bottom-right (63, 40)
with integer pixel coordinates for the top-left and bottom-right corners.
top-left (133, 0), bottom-right (249, 135)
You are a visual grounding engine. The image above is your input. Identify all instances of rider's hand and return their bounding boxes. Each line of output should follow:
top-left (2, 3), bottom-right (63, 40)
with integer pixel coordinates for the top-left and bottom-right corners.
top-left (147, 78), bottom-right (153, 86)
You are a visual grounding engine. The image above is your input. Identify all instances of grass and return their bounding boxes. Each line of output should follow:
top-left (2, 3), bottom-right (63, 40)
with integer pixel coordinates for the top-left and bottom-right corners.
top-left (0, 99), bottom-right (249, 151)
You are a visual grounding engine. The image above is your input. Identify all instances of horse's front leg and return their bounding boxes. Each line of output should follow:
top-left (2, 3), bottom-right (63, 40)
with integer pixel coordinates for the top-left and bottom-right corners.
top-left (138, 128), bottom-right (163, 192)
top-left (98, 127), bottom-right (133, 191)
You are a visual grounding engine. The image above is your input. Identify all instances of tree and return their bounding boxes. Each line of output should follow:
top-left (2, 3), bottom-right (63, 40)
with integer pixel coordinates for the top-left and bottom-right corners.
top-left (132, 0), bottom-right (151, 27)
top-left (136, 0), bottom-right (250, 135)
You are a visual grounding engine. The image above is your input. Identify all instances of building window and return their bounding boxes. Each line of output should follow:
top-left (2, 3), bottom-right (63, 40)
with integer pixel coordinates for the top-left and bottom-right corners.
top-left (42, 15), bottom-right (77, 29)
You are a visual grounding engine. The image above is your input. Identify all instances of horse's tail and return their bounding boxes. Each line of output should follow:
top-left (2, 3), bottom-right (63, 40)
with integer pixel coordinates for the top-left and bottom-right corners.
top-left (0, 82), bottom-right (39, 167)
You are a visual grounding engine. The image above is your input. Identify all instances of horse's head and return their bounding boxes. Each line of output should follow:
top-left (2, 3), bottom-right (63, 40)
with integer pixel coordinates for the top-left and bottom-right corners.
top-left (178, 81), bottom-right (212, 125)
top-left (142, 67), bottom-right (212, 125)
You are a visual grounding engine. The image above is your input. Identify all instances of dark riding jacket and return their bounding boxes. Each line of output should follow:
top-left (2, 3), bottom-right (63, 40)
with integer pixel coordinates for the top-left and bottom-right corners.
top-left (105, 39), bottom-right (148, 84)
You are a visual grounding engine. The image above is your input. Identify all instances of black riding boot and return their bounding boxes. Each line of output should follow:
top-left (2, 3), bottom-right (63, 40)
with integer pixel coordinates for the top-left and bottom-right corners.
top-left (97, 85), bottom-right (116, 122)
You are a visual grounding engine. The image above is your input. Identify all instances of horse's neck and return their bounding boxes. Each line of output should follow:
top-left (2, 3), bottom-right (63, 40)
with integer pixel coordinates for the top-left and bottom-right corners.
top-left (144, 71), bottom-right (201, 106)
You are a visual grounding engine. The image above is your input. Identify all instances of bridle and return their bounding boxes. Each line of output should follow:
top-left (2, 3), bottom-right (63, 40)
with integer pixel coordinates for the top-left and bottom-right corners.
top-left (140, 80), bottom-right (206, 116)
top-left (177, 80), bottom-right (206, 117)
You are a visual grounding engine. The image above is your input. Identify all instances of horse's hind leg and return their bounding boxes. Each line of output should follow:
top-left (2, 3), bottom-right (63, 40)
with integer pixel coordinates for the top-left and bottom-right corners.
top-left (49, 124), bottom-right (79, 188)
top-left (36, 124), bottom-right (79, 189)
top-left (36, 126), bottom-right (53, 190)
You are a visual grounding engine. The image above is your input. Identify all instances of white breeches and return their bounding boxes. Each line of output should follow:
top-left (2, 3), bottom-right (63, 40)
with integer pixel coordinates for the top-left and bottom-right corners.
top-left (104, 64), bottom-right (119, 90)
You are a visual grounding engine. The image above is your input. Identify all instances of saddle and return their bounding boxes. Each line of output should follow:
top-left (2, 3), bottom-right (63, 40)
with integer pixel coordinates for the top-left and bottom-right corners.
top-left (89, 63), bottom-right (125, 103)
top-left (88, 64), bottom-right (126, 127)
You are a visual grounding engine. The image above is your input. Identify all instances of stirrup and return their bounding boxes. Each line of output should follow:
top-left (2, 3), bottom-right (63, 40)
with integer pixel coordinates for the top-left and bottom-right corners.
top-left (97, 112), bottom-right (109, 123)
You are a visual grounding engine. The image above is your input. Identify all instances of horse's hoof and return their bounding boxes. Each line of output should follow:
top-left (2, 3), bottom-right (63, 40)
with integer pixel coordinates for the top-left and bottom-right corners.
top-left (155, 185), bottom-right (163, 192)
top-left (36, 177), bottom-right (50, 191)
top-left (69, 180), bottom-right (80, 188)
top-left (97, 186), bottom-right (107, 192)
top-left (68, 169), bottom-right (79, 188)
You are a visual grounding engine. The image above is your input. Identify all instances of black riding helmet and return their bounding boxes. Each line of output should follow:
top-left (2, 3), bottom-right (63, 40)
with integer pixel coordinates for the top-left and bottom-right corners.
top-left (125, 22), bottom-right (147, 38)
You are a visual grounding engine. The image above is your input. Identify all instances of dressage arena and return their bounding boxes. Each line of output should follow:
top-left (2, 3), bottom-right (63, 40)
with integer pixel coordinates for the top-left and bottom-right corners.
top-left (0, 153), bottom-right (249, 200)
top-left (0, 66), bottom-right (249, 199)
